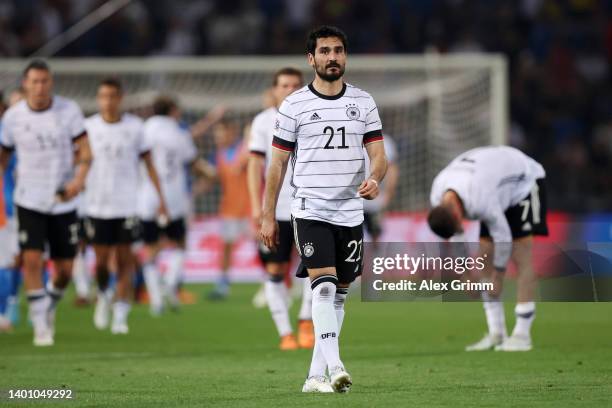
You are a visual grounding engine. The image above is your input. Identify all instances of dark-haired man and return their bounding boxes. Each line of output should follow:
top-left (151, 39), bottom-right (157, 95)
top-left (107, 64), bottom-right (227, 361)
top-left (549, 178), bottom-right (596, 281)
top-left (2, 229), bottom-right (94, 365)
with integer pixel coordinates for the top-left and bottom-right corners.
top-left (428, 146), bottom-right (547, 352)
top-left (247, 67), bottom-right (315, 351)
top-left (0, 60), bottom-right (92, 346)
top-left (260, 26), bottom-right (387, 393)
top-left (84, 78), bottom-right (168, 334)
top-left (139, 95), bottom-right (215, 315)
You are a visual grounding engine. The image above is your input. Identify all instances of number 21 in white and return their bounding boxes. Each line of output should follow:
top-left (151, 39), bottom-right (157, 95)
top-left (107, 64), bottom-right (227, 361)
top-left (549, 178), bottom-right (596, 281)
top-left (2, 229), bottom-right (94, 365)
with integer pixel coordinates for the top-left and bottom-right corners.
top-left (345, 239), bottom-right (363, 262)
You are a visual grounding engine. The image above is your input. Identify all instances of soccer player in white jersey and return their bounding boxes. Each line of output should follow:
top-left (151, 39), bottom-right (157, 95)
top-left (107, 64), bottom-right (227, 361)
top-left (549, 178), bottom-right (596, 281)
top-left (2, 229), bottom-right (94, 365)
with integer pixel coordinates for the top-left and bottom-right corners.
top-left (363, 134), bottom-right (399, 244)
top-left (260, 26), bottom-right (387, 393)
top-left (139, 95), bottom-right (214, 315)
top-left (248, 67), bottom-right (316, 351)
top-left (84, 78), bottom-right (168, 334)
top-left (428, 146), bottom-right (548, 352)
top-left (0, 60), bottom-right (92, 346)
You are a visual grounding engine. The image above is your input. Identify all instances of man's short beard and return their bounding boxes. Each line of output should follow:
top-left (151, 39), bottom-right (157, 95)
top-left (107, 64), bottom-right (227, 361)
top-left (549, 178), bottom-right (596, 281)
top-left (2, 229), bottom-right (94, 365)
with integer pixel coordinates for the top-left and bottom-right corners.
top-left (316, 64), bottom-right (345, 82)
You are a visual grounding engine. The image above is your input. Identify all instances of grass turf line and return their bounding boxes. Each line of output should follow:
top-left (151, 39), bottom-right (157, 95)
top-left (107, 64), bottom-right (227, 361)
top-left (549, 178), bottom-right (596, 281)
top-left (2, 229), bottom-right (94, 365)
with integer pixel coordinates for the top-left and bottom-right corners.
top-left (0, 284), bottom-right (611, 407)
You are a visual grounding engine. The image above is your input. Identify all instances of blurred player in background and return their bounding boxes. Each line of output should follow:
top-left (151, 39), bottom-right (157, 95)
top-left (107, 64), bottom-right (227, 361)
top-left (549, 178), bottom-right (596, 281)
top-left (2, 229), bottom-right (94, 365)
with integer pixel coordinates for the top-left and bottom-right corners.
top-left (260, 26), bottom-right (387, 393)
top-left (207, 118), bottom-right (251, 300)
top-left (248, 67), bottom-right (315, 350)
top-left (429, 146), bottom-right (548, 352)
top-left (0, 88), bottom-right (24, 332)
top-left (0, 60), bottom-right (92, 346)
top-left (85, 78), bottom-right (168, 334)
top-left (139, 95), bottom-right (215, 315)
top-left (362, 134), bottom-right (399, 244)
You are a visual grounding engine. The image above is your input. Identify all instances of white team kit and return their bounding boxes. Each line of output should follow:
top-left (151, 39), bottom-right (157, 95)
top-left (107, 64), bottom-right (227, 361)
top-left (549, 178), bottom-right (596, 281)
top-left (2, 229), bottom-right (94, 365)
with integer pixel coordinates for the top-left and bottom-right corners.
top-left (0, 96), bottom-right (85, 215)
top-left (249, 106), bottom-right (293, 221)
top-left (273, 83), bottom-right (383, 228)
top-left (138, 115), bottom-right (197, 222)
top-left (84, 113), bottom-right (150, 219)
top-left (273, 81), bottom-right (384, 394)
top-left (430, 146), bottom-right (547, 269)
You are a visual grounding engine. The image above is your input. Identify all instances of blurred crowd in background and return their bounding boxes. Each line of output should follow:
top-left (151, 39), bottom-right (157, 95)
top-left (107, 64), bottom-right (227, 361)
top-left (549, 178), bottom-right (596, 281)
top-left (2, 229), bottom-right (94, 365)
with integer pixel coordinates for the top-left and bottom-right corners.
top-left (1, 0), bottom-right (612, 212)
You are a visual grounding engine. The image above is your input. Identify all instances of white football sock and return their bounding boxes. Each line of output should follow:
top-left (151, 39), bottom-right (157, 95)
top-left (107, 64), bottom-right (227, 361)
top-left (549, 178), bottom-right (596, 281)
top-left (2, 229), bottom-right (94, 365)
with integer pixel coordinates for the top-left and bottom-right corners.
top-left (143, 262), bottom-right (163, 313)
top-left (46, 281), bottom-right (65, 309)
top-left (112, 300), bottom-right (131, 326)
top-left (482, 292), bottom-right (507, 337)
top-left (298, 278), bottom-right (313, 320)
top-left (265, 277), bottom-right (292, 337)
top-left (308, 285), bottom-right (348, 378)
top-left (73, 251), bottom-right (90, 299)
top-left (334, 287), bottom-right (348, 333)
top-left (310, 277), bottom-right (343, 371)
top-left (27, 289), bottom-right (50, 335)
top-left (512, 302), bottom-right (535, 337)
top-left (164, 249), bottom-right (184, 297)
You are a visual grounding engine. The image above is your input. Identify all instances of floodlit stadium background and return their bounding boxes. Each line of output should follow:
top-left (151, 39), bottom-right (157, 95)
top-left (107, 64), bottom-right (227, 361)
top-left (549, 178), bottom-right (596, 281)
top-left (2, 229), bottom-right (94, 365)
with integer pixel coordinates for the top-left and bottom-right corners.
top-left (1, 1), bottom-right (611, 281)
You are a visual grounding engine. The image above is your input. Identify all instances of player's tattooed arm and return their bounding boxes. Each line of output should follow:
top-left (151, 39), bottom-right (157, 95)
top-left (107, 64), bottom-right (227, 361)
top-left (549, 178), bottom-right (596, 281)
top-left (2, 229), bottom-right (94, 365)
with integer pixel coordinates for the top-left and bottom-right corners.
top-left (142, 151), bottom-right (169, 219)
top-left (359, 140), bottom-right (387, 200)
top-left (259, 148), bottom-right (290, 250)
top-left (61, 134), bottom-right (92, 201)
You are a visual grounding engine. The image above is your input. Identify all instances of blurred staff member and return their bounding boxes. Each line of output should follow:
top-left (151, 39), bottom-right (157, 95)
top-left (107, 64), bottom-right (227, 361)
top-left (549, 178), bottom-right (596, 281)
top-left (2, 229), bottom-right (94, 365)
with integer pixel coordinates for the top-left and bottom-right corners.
top-left (208, 118), bottom-right (251, 300)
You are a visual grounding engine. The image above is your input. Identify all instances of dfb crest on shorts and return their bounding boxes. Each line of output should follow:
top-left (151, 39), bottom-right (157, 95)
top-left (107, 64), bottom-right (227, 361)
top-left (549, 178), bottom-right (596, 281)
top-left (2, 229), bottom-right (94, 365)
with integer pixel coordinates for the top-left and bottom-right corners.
top-left (345, 104), bottom-right (360, 120)
top-left (303, 242), bottom-right (315, 257)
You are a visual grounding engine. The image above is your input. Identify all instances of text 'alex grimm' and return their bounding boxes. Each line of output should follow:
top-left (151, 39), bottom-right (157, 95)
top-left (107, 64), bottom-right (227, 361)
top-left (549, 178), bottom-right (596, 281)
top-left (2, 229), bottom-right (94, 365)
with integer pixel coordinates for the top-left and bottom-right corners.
top-left (368, 254), bottom-right (493, 293)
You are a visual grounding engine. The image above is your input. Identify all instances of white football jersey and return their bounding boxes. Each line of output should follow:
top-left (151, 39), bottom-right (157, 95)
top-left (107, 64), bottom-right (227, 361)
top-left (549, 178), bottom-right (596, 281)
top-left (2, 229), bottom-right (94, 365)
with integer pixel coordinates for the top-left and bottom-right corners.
top-left (273, 83), bottom-right (383, 227)
top-left (363, 135), bottom-right (397, 213)
top-left (249, 106), bottom-right (294, 221)
top-left (430, 146), bottom-right (546, 269)
top-left (0, 96), bottom-right (85, 214)
top-left (138, 116), bottom-right (197, 221)
top-left (84, 113), bottom-right (149, 219)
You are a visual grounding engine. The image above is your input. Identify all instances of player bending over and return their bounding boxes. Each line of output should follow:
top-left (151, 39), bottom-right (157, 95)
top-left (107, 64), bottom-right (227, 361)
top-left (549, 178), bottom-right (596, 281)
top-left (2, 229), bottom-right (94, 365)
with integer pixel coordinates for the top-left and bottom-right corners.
top-left (260, 26), bottom-right (387, 393)
top-left (428, 146), bottom-right (548, 351)
top-left (0, 60), bottom-right (92, 346)
top-left (248, 67), bottom-right (315, 350)
top-left (84, 78), bottom-right (168, 334)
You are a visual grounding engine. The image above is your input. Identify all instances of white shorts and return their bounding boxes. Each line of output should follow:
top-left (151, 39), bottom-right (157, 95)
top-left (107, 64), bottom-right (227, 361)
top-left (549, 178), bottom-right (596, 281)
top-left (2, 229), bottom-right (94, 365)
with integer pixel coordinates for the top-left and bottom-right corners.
top-left (0, 218), bottom-right (19, 268)
top-left (220, 218), bottom-right (249, 243)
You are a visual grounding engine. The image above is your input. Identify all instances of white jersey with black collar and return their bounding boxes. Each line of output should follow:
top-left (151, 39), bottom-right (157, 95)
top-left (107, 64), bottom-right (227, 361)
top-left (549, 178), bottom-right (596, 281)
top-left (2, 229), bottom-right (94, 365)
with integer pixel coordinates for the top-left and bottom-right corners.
top-left (0, 96), bottom-right (85, 215)
top-left (430, 146), bottom-right (545, 268)
top-left (272, 82), bottom-right (383, 227)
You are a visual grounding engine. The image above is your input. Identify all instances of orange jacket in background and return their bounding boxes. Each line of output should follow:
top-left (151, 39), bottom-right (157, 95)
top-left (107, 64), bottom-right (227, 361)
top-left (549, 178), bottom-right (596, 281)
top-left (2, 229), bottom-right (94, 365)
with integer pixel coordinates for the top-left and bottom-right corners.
top-left (217, 141), bottom-right (251, 219)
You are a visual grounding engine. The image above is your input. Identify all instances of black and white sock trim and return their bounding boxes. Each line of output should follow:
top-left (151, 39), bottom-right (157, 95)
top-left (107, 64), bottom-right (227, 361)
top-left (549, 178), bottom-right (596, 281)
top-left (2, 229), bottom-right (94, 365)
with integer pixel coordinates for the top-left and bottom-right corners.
top-left (311, 275), bottom-right (338, 290)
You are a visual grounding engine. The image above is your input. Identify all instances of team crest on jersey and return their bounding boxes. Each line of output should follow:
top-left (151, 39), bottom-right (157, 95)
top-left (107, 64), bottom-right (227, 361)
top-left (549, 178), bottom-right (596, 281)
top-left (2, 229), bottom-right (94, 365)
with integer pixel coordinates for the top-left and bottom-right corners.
top-left (274, 119), bottom-right (280, 130)
top-left (346, 104), bottom-right (360, 120)
top-left (303, 242), bottom-right (315, 257)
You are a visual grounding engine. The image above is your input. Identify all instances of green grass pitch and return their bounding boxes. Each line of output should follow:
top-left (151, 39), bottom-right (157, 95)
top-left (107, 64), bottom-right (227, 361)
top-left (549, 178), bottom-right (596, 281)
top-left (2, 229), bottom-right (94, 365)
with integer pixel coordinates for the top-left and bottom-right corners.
top-left (1, 284), bottom-right (611, 407)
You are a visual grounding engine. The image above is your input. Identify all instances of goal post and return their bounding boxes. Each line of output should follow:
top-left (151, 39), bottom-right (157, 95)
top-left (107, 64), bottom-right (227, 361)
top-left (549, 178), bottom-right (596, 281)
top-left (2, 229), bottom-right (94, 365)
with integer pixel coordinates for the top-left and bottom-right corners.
top-left (0, 54), bottom-right (507, 214)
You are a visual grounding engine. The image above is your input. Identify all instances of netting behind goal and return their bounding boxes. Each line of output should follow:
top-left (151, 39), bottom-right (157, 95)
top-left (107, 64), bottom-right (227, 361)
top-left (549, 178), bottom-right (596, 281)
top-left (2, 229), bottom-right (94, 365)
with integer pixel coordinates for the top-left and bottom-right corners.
top-left (0, 55), bottom-right (507, 214)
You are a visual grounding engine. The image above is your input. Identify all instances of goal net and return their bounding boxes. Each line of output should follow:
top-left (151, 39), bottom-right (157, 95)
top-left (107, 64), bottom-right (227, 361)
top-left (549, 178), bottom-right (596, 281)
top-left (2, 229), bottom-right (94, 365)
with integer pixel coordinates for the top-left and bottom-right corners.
top-left (0, 55), bottom-right (507, 214)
